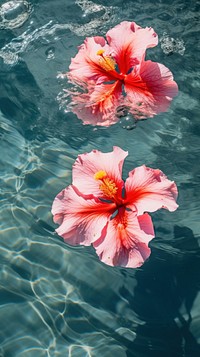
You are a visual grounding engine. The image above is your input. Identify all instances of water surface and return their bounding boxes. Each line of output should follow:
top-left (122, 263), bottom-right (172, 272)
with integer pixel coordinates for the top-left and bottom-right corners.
top-left (0, 0), bottom-right (200, 356)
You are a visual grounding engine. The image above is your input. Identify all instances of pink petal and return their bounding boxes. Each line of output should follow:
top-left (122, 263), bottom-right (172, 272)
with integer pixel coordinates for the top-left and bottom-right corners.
top-left (68, 36), bottom-right (113, 84)
top-left (93, 211), bottom-right (154, 268)
top-left (125, 165), bottom-right (178, 215)
top-left (106, 21), bottom-right (158, 74)
top-left (52, 185), bottom-right (113, 245)
top-left (137, 213), bottom-right (155, 240)
top-left (70, 80), bottom-right (123, 126)
top-left (124, 60), bottom-right (178, 118)
top-left (72, 146), bottom-right (128, 200)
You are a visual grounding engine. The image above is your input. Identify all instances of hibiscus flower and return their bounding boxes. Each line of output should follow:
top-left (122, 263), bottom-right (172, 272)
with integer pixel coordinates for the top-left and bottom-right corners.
top-left (64, 21), bottom-right (178, 126)
top-left (52, 147), bottom-right (178, 268)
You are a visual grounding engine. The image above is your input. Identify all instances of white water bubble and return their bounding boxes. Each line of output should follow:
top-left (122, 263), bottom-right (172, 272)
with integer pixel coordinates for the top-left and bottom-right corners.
top-left (160, 32), bottom-right (185, 56)
top-left (119, 114), bottom-right (137, 130)
top-left (0, 50), bottom-right (18, 64)
top-left (45, 46), bottom-right (55, 60)
top-left (0, 1), bottom-right (32, 29)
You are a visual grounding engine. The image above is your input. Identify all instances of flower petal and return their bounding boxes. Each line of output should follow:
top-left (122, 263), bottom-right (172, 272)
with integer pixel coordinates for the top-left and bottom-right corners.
top-left (72, 146), bottom-right (128, 199)
top-left (125, 165), bottom-right (178, 215)
top-left (68, 36), bottom-right (113, 84)
top-left (93, 211), bottom-right (154, 268)
top-left (52, 185), bottom-right (113, 245)
top-left (124, 60), bottom-right (178, 118)
top-left (106, 21), bottom-right (158, 74)
top-left (69, 80), bottom-right (123, 126)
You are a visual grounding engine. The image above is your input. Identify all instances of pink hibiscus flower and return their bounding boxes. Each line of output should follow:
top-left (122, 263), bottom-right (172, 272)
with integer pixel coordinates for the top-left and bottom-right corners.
top-left (52, 147), bottom-right (178, 268)
top-left (64, 21), bottom-right (178, 126)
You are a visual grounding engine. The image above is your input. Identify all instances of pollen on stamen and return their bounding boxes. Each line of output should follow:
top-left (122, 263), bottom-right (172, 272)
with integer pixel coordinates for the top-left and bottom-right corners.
top-left (99, 56), bottom-right (116, 71)
top-left (94, 170), bottom-right (107, 180)
top-left (96, 49), bottom-right (105, 56)
top-left (96, 49), bottom-right (116, 72)
top-left (100, 178), bottom-right (118, 198)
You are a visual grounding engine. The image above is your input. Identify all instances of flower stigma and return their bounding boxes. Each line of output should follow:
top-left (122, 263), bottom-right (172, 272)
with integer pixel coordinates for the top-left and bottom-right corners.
top-left (96, 49), bottom-right (105, 56)
top-left (94, 170), bottom-right (107, 180)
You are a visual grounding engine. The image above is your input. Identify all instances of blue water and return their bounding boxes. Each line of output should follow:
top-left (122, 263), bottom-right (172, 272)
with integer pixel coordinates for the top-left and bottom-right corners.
top-left (0, 0), bottom-right (200, 356)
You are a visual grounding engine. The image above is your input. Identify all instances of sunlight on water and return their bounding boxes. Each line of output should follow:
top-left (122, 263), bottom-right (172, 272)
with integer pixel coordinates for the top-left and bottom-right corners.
top-left (0, 0), bottom-right (32, 29)
top-left (0, 0), bottom-right (200, 356)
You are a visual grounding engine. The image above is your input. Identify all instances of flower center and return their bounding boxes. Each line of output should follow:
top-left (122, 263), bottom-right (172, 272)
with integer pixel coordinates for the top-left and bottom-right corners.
top-left (96, 49), bottom-right (116, 72)
top-left (94, 170), bottom-right (118, 199)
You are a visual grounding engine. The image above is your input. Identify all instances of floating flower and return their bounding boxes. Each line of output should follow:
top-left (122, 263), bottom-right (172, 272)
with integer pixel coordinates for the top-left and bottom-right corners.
top-left (64, 21), bottom-right (178, 126)
top-left (52, 147), bottom-right (178, 268)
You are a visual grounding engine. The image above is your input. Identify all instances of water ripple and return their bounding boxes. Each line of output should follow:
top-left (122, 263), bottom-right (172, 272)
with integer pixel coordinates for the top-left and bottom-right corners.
top-left (0, 1), bottom-right (200, 356)
top-left (0, 0), bottom-right (32, 30)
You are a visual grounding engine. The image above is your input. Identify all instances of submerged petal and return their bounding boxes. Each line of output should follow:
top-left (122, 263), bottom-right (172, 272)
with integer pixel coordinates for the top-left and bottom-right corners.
top-left (106, 21), bottom-right (158, 74)
top-left (125, 165), bottom-right (178, 215)
top-left (52, 185), bottom-right (113, 245)
top-left (85, 80), bottom-right (122, 122)
top-left (72, 146), bottom-right (127, 200)
top-left (93, 210), bottom-right (154, 268)
top-left (69, 80), bottom-right (123, 126)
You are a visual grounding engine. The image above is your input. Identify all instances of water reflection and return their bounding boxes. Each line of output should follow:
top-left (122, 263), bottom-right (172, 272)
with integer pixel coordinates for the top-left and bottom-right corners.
top-left (0, 0), bottom-right (199, 355)
top-left (124, 225), bottom-right (200, 356)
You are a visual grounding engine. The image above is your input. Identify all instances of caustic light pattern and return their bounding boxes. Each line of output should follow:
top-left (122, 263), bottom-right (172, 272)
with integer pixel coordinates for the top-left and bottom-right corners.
top-left (64, 21), bottom-right (178, 126)
top-left (52, 147), bottom-right (178, 268)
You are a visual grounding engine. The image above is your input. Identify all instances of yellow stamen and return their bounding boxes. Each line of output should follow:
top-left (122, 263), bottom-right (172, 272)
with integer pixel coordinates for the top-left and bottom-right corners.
top-left (94, 170), bottom-right (107, 180)
top-left (96, 49), bottom-right (105, 56)
top-left (94, 170), bottom-right (118, 198)
top-left (96, 50), bottom-right (116, 72)
top-left (99, 178), bottom-right (118, 198)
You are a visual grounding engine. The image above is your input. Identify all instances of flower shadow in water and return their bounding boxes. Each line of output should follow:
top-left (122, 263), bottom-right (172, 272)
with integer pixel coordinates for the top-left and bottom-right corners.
top-left (124, 225), bottom-right (200, 357)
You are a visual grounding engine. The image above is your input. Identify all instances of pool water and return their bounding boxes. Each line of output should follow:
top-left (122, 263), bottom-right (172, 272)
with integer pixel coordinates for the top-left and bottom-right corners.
top-left (0, 0), bottom-right (200, 356)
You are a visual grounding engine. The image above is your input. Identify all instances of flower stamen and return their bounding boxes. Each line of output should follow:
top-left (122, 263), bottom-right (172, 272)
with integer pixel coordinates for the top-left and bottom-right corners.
top-left (96, 49), bottom-right (116, 72)
top-left (94, 170), bottom-right (118, 198)
top-left (94, 170), bottom-right (107, 180)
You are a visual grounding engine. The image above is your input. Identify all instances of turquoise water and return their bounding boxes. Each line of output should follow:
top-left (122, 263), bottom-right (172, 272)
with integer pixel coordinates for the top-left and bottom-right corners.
top-left (0, 0), bottom-right (200, 356)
